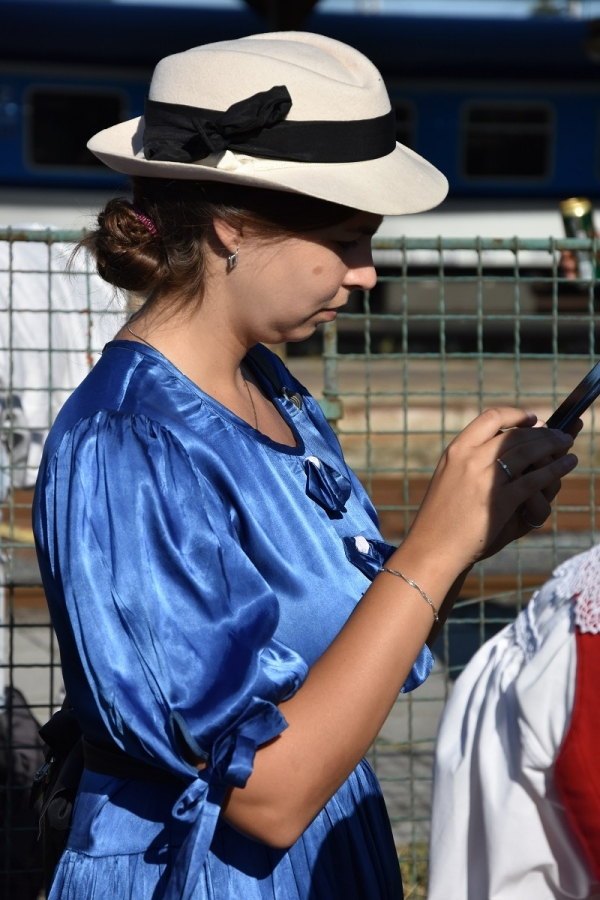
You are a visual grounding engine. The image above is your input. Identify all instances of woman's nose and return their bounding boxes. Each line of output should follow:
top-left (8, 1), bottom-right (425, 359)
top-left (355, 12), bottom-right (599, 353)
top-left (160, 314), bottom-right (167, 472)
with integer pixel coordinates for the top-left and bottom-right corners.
top-left (345, 253), bottom-right (377, 292)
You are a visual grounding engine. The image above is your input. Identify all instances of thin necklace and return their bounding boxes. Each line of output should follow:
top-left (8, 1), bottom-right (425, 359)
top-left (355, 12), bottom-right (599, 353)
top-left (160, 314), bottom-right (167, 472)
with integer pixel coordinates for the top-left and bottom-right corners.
top-left (126, 321), bottom-right (258, 430)
top-left (126, 321), bottom-right (163, 355)
top-left (241, 370), bottom-right (259, 430)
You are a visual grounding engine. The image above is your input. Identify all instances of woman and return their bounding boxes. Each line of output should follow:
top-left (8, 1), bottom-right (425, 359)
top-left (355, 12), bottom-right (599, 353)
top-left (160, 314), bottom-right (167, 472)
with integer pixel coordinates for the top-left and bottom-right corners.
top-left (33, 32), bottom-right (579, 900)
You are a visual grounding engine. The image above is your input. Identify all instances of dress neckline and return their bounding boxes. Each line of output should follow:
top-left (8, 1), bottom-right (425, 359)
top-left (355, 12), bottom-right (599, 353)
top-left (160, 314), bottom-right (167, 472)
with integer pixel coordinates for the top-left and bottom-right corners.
top-left (104, 339), bottom-right (306, 457)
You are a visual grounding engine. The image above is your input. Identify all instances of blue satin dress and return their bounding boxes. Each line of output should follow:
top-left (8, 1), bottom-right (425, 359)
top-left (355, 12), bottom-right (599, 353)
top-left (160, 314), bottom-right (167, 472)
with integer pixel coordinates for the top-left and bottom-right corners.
top-left (33, 341), bottom-right (433, 900)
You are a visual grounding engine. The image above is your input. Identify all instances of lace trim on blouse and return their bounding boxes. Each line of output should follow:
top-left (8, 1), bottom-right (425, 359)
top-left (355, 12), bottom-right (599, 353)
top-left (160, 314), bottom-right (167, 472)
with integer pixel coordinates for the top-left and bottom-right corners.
top-left (573, 543), bottom-right (600, 634)
top-left (513, 544), bottom-right (600, 657)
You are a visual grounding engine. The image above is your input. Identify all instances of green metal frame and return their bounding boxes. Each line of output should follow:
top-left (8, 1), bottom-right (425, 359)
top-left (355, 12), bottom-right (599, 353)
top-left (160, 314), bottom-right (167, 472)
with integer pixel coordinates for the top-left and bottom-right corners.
top-left (1, 230), bottom-right (599, 895)
top-left (321, 234), bottom-right (599, 893)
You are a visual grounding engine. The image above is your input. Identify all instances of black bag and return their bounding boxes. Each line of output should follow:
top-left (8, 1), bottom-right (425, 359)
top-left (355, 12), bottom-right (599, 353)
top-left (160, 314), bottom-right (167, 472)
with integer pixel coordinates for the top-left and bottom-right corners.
top-left (0, 687), bottom-right (45, 900)
top-left (32, 700), bottom-right (184, 895)
top-left (247, 345), bottom-right (302, 409)
top-left (31, 701), bottom-right (84, 896)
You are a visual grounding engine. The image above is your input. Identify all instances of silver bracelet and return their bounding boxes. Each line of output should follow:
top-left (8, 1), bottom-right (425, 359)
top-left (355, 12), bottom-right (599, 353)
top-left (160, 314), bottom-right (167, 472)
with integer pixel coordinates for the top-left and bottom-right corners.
top-left (379, 566), bottom-right (440, 622)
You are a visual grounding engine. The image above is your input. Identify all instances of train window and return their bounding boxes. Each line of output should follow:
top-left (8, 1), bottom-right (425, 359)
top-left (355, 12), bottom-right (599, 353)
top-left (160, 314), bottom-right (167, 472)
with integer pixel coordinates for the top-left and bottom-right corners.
top-left (462, 103), bottom-right (553, 180)
top-left (392, 102), bottom-right (415, 149)
top-left (27, 89), bottom-right (124, 168)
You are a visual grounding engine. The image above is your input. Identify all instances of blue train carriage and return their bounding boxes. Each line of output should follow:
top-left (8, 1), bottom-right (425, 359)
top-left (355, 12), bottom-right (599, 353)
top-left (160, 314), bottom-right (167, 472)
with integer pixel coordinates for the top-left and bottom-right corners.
top-left (2, 4), bottom-right (599, 192)
top-left (1, 2), bottom-right (600, 351)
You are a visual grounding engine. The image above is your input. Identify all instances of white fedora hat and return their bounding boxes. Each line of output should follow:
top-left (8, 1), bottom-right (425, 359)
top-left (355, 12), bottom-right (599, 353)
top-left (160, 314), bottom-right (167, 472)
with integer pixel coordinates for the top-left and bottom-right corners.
top-left (88, 31), bottom-right (447, 216)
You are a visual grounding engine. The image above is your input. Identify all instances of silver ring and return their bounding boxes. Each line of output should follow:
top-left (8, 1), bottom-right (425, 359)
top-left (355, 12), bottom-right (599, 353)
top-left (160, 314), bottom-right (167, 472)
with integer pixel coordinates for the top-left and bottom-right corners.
top-left (520, 509), bottom-right (546, 530)
top-left (496, 458), bottom-right (513, 481)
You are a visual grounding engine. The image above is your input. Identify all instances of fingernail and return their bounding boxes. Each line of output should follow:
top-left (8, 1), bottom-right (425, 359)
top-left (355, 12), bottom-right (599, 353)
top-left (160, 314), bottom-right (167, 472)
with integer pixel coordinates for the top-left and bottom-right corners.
top-left (526, 412), bottom-right (537, 422)
top-left (560, 453), bottom-right (578, 469)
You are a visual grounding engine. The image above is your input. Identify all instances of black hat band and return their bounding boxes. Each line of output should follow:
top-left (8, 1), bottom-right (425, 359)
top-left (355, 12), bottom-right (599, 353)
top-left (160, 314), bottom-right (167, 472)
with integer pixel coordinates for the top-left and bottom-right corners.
top-left (143, 85), bottom-right (397, 166)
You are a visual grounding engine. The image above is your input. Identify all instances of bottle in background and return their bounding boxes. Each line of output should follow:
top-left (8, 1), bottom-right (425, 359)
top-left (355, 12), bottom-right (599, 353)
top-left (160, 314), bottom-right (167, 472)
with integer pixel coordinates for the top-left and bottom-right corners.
top-left (560, 197), bottom-right (599, 281)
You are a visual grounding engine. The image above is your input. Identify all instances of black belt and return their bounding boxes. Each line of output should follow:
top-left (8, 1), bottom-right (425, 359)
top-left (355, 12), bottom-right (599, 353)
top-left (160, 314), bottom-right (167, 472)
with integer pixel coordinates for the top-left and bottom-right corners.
top-left (82, 737), bottom-right (183, 786)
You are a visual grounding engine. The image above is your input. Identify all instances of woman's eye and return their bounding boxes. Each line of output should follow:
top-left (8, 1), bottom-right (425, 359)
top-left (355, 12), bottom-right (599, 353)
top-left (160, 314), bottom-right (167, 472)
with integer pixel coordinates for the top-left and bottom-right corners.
top-left (337, 240), bottom-right (359, 250)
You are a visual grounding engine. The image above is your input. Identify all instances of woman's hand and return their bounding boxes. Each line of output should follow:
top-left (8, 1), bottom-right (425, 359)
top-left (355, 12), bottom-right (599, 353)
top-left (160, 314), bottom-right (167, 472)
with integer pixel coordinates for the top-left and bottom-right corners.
top-left (492, 416), bottom-right (584, 551)
top-left (404, 408), bottom-right (578, 573)
top-left (487, 416), bottom-right (584, 555)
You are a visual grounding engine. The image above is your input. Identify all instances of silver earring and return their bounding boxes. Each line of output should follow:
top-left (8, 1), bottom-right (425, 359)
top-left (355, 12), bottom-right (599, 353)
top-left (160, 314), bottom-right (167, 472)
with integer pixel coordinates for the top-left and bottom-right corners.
top-left (227, 246), bottom-right (239, 272)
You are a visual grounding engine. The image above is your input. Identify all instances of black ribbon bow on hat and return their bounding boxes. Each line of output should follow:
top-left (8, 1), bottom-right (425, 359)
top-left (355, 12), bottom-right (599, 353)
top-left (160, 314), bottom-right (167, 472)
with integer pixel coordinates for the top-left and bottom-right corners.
top-left (143, 86), bottom-right (293, 164)
top-left (143, 85), bottom-right (396, 165)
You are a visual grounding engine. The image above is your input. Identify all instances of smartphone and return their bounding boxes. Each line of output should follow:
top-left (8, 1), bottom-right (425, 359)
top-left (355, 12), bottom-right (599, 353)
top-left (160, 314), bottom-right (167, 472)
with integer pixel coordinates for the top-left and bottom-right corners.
top-left (546, 361), bottom-right (600, 431)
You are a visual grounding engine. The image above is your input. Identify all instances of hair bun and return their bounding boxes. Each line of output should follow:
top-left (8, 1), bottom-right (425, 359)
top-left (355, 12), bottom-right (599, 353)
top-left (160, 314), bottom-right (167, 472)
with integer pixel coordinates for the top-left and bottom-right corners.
top-left (85, 198), bottom-right (167, 293)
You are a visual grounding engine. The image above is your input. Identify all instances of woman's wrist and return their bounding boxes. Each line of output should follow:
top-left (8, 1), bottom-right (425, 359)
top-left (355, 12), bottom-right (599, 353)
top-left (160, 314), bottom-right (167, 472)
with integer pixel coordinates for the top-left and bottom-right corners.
top-left (386, 535), bottom-right (467, 610)
top-left (378, 565), bottom-right (440, 622)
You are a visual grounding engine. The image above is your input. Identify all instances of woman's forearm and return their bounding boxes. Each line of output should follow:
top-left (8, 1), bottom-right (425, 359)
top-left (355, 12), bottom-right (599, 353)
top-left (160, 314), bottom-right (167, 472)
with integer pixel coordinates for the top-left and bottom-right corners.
top-left (221, 536), bottom-right (461, 847)
top-left (221, 409), bottom-right (576, 847)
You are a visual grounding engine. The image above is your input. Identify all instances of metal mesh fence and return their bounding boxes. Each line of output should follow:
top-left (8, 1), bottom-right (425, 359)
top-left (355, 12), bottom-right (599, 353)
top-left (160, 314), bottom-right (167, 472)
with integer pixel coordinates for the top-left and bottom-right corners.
top-left (323, 234), bottom-right (600, 896)
top-left (0, 228), bottom-right (122, 898)
top-left (0, 229), bottom-right (598, 897)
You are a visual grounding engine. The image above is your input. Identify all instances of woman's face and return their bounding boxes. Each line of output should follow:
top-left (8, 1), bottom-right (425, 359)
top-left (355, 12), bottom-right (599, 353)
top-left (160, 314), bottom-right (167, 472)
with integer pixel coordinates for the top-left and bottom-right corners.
top-left (231, 211), bottom-right (382, 345)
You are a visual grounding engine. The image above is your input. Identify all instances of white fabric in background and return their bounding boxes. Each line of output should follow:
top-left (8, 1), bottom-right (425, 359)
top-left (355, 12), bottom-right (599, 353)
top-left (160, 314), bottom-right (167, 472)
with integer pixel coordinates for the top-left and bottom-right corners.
top-left (0, 227), bottom-right (119, 487)
top-left (0, 227), bottom-right (118, 701)
top-left (429, 546), bottom-right (600, 900)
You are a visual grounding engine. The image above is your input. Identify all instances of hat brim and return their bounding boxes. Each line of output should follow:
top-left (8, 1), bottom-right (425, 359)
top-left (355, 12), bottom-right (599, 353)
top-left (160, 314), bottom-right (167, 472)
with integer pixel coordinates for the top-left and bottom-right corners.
top-left (88, 116), bottom-right (448, 216)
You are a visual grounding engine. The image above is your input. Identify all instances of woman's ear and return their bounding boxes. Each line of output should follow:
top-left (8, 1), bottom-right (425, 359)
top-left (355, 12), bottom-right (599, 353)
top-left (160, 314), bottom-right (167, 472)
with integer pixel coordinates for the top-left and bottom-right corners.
top-left (212, 217), bottom-right (242, 256)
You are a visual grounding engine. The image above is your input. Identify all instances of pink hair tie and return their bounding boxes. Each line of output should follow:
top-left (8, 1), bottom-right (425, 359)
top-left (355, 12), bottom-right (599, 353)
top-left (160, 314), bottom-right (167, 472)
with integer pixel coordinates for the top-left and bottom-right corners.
top-left (131, 204), bottom-right (159, 239)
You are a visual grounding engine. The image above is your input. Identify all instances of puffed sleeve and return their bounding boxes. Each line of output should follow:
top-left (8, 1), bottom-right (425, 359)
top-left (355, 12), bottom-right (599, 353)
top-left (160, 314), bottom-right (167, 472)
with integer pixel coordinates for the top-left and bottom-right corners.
top-left (35, 411), bottom-right (308, 900)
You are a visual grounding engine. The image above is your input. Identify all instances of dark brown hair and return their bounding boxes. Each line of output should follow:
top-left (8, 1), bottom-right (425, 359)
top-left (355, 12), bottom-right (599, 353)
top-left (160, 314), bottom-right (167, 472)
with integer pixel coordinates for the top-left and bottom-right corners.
top-left (79, 178), bottom-right (358, 315)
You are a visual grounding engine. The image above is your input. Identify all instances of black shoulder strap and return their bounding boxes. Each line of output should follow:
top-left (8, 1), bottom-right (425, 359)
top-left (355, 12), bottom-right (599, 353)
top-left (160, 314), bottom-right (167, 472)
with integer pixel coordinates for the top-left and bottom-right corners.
top-left (246, 344), bottom-right (285, 395)
top-left (246, 345), bottom-right (303, 410)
